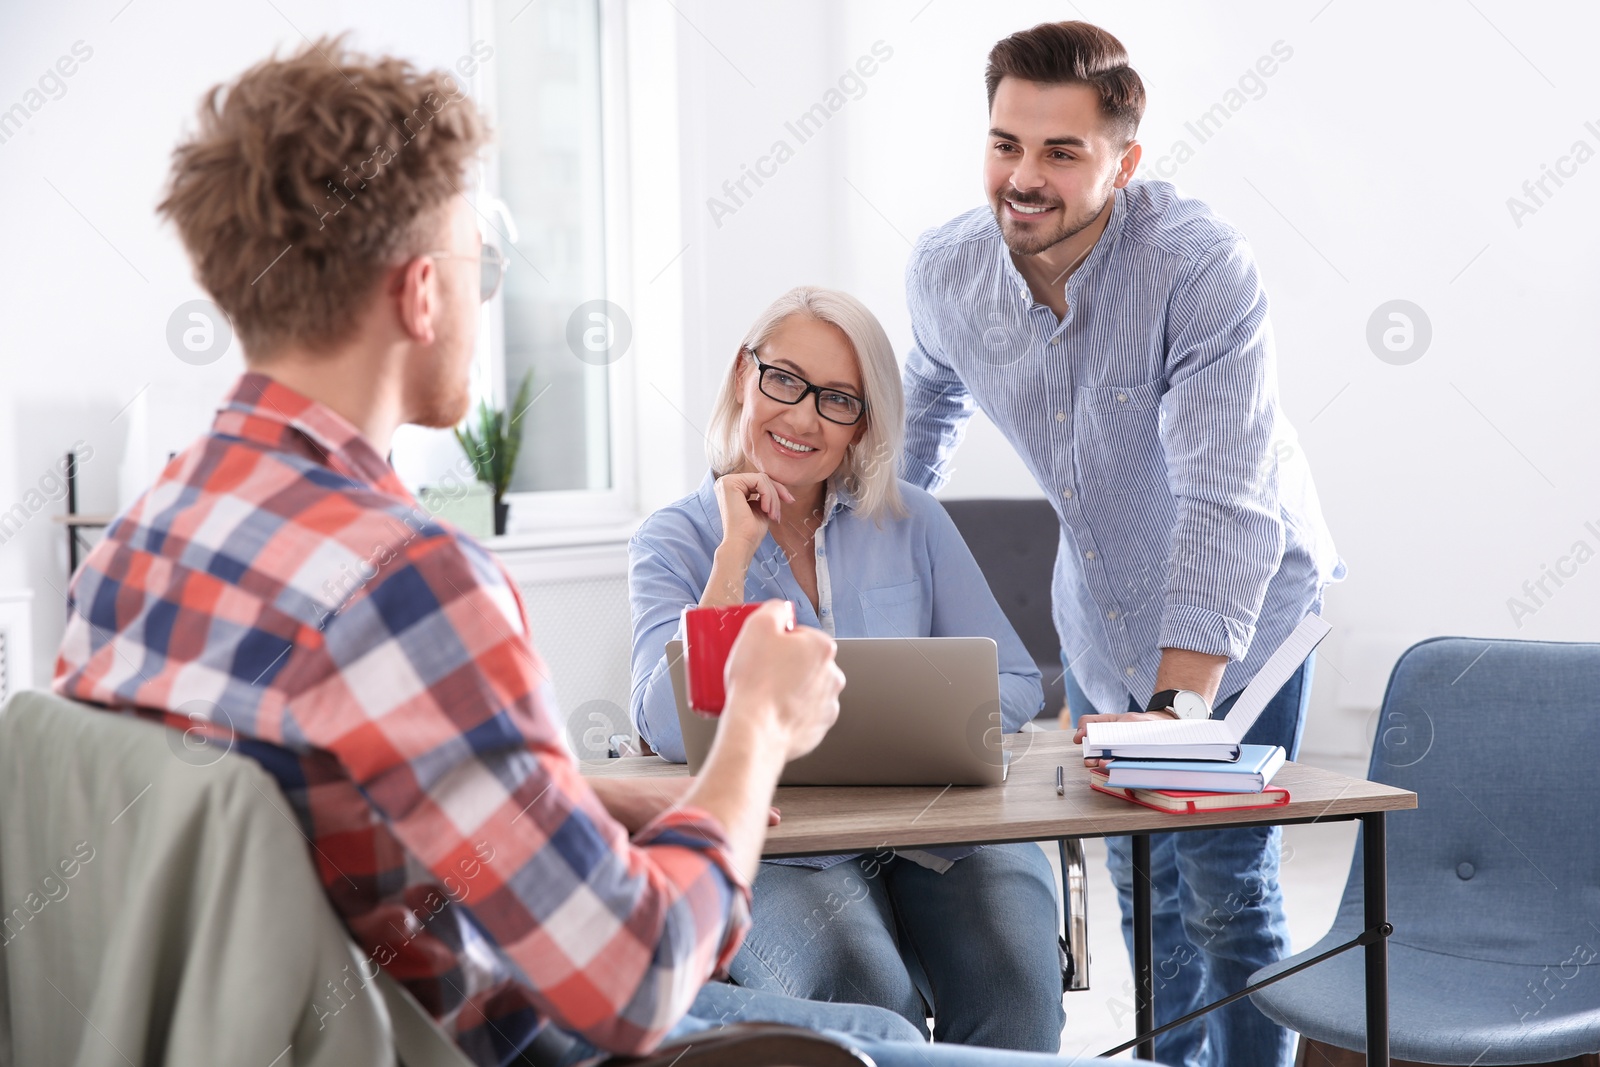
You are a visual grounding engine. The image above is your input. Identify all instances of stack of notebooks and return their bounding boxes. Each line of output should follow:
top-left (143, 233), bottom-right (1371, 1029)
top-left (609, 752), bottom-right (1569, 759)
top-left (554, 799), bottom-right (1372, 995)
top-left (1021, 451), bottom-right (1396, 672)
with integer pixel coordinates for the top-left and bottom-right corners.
top-left (1090, 743), bottom-right (1288, 812)
top-left (1084, 614), bottom-right (1331, 814)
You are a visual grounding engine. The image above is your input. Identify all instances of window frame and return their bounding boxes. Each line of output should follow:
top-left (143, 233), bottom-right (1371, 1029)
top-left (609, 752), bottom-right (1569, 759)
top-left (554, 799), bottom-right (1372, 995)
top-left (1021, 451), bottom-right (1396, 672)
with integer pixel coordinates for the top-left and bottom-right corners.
top-left (469, 0), bottom-right (642, 543)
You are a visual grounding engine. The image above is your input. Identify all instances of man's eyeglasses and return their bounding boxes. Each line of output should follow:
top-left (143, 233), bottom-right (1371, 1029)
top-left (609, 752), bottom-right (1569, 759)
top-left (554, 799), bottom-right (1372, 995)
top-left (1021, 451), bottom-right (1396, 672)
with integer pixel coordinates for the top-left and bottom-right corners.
top-left (746, 347), bottom-right (867, 426)
top-left (423, 244), bottom-right (509, 302)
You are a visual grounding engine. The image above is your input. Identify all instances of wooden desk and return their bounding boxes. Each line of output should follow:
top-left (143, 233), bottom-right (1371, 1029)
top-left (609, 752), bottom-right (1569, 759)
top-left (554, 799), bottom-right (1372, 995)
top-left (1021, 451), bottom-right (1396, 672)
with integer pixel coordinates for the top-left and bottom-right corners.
top-left (584, 731), bottom-right (1417, 1064)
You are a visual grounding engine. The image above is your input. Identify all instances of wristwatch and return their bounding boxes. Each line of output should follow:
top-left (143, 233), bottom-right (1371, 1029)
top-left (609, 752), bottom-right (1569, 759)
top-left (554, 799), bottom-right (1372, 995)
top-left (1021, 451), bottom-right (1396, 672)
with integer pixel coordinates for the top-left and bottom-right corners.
top-left (1146, 689), bottom-right (1212, 720)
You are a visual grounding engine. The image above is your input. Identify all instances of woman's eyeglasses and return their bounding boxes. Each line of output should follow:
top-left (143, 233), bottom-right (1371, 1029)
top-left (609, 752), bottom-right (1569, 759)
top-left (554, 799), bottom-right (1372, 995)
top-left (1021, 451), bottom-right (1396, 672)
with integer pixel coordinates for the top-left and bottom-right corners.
top-left (423, 244), bottom-right (509, 302)
top-left (746, 347), bottom-right (867, 426)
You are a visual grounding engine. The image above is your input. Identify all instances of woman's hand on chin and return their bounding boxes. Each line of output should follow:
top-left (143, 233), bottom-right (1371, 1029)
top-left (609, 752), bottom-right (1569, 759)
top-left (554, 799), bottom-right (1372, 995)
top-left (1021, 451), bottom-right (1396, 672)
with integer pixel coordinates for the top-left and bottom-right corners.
top-left (713, 471), bottom-right (794, 561)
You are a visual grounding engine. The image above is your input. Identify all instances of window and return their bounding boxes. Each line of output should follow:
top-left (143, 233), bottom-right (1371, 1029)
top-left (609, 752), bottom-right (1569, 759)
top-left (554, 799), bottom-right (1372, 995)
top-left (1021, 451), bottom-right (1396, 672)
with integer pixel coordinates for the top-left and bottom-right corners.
top-left (478, 0), bottom-right (632, 521)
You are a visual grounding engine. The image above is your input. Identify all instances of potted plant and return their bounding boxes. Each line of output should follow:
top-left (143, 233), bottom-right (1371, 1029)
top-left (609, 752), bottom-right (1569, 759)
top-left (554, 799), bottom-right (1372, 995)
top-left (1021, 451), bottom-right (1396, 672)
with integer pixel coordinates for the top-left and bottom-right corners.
top-left (454, 372), bottom-right (533, 537)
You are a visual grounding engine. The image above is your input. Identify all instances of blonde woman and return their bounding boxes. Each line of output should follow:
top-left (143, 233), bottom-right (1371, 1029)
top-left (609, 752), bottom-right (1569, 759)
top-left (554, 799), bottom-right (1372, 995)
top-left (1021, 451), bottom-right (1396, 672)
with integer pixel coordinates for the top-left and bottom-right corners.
top-left (627, 287), bottom-right (1065, 1051)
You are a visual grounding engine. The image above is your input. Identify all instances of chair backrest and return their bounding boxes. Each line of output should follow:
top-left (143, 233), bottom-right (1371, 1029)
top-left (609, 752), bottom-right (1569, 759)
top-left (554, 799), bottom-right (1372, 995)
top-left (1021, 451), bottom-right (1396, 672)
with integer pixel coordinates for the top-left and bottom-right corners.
top-left (939, 498), bottom-right (1063, 713)
top-left (0, 691), bottom-right (456, 1066)
top-left (1337, 637), bottom-right (1600, 964)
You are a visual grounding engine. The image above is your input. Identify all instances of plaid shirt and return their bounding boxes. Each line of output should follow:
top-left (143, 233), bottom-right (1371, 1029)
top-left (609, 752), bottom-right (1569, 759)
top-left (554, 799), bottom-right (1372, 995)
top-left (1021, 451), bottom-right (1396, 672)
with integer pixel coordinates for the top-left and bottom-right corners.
top-left (54, 372), bottom-right (750, 1066)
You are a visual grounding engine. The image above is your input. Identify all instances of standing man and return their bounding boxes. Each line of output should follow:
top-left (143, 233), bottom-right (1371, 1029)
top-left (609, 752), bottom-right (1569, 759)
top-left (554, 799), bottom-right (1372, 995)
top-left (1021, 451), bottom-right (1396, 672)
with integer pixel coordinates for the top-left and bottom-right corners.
top-left (901, 21), bottom-right (1343, 1067)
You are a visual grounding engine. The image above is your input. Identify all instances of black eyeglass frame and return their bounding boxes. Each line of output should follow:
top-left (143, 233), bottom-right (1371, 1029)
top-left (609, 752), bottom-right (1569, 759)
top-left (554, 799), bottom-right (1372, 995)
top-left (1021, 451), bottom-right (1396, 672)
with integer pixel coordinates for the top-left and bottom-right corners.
top-left (744, 347), bottom-right (869, 427)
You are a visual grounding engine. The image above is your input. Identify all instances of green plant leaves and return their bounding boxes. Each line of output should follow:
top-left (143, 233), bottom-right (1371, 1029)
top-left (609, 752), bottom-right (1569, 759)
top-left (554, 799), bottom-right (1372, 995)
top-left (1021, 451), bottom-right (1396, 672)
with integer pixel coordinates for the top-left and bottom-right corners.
top-left (454, 371), bottom-right (533, 503)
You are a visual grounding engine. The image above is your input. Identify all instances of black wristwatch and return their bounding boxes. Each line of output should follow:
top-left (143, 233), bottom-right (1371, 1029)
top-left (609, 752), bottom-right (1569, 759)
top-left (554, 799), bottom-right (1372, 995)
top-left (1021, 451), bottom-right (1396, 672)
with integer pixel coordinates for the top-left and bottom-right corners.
top-left (1146, 689), bottom-right (1212, 720)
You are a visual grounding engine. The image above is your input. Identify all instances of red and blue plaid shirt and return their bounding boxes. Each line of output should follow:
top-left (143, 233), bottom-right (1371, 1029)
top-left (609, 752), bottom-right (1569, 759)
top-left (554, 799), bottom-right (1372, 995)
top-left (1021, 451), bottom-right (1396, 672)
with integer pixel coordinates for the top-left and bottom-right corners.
top-left (55, 372), bottom-right (750, 1066)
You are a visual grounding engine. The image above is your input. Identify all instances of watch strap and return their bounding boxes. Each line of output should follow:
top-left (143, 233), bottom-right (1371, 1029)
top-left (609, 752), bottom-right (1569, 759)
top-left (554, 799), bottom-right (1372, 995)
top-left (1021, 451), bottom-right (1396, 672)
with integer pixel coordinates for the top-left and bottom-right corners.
top-left (1145, 689), bottom-right (1181, 714)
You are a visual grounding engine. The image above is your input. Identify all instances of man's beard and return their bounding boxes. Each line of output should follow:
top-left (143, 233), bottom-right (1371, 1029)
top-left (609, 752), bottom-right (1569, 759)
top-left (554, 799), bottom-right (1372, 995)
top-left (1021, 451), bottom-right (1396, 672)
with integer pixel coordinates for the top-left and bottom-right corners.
top-left (410, 333), bottom-right (474, 430)
top-left (993, 185), bottom-right (1114, 257)
top-left (414, 380), bottom-right (472, 429)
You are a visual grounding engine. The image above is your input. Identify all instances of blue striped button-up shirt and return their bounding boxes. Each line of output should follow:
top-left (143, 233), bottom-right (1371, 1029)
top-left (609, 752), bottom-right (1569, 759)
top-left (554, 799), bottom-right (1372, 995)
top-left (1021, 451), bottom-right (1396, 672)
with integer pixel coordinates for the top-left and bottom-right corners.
top-left (901, 179), bottom-right (1344, 717)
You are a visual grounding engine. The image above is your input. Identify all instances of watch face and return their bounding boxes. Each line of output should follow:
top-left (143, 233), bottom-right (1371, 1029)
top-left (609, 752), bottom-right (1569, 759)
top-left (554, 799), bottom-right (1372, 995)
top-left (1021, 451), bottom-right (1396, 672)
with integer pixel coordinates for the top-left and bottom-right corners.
top-left (1173, 691), bottom-right (1211, 720)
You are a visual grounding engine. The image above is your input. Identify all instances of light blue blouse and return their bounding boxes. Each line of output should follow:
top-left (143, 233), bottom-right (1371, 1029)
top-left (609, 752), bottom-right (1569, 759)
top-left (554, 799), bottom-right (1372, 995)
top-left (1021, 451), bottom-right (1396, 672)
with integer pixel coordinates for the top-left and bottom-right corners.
top-left (628, 471), bottom-right (1044, 764)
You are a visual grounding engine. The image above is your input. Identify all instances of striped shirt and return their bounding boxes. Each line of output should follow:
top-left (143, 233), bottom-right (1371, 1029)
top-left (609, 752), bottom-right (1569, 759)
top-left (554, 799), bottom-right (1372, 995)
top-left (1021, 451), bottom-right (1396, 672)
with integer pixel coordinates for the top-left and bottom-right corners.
top-left (901, 179), bottom-right (1344, 716)
top-left (54, 373), bottom-right (750, 1067)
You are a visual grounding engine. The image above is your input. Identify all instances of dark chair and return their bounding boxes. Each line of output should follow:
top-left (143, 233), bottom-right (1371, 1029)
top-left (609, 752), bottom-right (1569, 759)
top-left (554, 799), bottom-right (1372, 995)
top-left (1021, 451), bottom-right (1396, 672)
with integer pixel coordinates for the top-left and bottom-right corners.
top-left (940, 497), bottom-right (1066, 716)
top-left (939, 496), bottom-right (1090, 994)
top-left (1248, 638), bottom-right (1600, 1066)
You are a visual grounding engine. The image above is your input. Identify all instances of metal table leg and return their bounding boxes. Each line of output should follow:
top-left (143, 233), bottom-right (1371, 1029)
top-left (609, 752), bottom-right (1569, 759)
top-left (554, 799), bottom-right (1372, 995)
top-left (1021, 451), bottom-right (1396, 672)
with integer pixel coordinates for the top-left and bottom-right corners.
top-left (67, 451), bottom-right (80, 575)
top-left (1133, 832), bottom-right (1154, 1062)
top-left (1059, 837), bottom-right (1089, 991)
top-left (1363, 812), bottom-right (1389, 1067)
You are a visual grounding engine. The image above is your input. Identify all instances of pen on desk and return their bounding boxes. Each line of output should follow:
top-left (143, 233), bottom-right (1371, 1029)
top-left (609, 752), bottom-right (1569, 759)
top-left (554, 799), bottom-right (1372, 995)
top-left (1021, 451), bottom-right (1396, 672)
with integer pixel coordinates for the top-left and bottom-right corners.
top-left (1056, 765), bottom-right (1065, 796)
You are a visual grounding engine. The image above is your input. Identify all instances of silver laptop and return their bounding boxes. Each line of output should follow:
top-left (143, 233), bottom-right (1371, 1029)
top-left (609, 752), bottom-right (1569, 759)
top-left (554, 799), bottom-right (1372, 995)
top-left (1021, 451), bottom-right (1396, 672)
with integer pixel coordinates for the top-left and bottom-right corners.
top-left (665, 636), bottom-right (1008, 786)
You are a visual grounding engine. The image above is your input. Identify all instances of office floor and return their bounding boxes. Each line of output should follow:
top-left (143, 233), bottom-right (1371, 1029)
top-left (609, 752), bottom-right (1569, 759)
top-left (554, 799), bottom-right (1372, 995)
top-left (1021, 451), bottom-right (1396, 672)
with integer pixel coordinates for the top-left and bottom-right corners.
top-left (1046, 753), bottom-right (1367, 1061)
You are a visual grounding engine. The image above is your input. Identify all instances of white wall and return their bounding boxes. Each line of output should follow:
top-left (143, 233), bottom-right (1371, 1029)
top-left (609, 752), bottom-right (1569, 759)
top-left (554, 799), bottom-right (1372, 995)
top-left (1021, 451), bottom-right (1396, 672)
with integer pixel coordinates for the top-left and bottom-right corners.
top-left (4, 1), bottom-right (1598, 760)
top-left (667, 1), bottom-right (845, 461)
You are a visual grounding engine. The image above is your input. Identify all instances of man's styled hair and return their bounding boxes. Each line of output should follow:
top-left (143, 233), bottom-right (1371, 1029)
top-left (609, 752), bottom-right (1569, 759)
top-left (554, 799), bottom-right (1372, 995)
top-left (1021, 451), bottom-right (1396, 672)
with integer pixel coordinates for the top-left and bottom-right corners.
top-left (158, 37), bottom-right (490, 359)
top-left (706, 286), bottom-right (907, 522)
top-left (985, 21), bottom-right (1146, 144)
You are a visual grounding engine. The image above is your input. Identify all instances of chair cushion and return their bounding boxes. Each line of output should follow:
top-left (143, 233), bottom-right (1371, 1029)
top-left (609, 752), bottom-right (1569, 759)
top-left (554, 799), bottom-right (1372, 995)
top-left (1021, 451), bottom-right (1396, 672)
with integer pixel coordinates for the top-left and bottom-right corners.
top-left (0, 691), bottom-right (395, 1067)
top-left (1252, 935), bottom-right (1600, 1063)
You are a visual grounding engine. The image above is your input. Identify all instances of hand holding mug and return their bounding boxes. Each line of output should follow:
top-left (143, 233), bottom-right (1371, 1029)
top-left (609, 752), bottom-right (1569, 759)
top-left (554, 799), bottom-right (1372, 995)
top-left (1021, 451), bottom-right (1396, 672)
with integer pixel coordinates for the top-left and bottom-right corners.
top-left (722, 601), bottom-right (842, 763)
top-left (683, 602), bottom-right (793, 716)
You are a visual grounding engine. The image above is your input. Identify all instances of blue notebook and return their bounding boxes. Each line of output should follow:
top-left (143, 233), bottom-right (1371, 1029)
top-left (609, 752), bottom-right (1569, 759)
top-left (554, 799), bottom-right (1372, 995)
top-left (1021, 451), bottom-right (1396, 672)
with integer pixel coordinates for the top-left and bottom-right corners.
top-left (1104, 744), bottom-right (1286, 793)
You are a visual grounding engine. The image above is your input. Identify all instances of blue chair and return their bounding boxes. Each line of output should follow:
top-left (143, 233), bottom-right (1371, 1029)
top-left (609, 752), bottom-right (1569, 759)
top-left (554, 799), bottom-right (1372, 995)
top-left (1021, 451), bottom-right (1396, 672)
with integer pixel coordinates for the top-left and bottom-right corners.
top-left (1248, 637), bottom-right (1600, 1066)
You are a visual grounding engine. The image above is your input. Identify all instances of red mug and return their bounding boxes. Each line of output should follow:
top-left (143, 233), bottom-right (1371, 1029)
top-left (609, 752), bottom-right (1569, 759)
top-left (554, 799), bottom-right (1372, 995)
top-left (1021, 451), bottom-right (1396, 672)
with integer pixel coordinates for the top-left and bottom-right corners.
top-left (682, 601), bottom-right (796, 715)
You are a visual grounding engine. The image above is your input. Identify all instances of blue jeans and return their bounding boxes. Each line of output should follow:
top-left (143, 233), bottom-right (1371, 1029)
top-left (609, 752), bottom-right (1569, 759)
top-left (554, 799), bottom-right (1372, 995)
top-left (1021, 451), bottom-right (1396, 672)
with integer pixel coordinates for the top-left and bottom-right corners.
top-left (726, 843), bottom-right (1067, 1051)
top-left (553, 981), bottom-right (1141, 1066)
top-left (1064, 655), bottom-right (1314, 1067)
